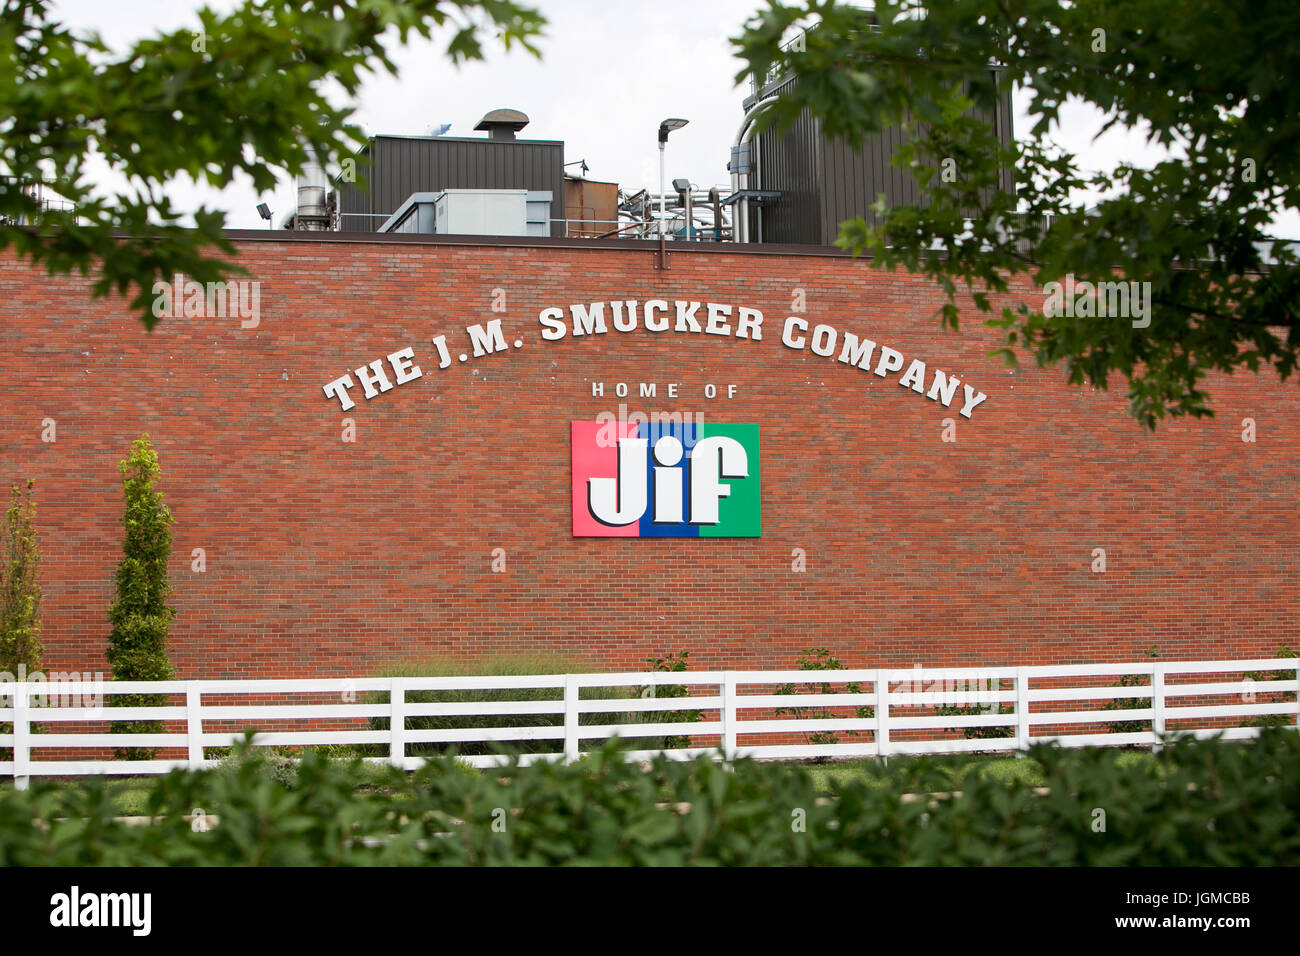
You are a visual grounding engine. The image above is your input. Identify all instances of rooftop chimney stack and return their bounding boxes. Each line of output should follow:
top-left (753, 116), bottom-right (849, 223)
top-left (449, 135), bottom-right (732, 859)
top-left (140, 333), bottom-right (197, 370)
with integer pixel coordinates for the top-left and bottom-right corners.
top-left (293, 147), bottom-right (331, 230)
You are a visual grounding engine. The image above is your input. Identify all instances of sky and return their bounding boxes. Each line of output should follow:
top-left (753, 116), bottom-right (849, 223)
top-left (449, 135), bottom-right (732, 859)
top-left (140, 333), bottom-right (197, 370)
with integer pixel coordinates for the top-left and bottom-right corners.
top-left (48, 0), bottom-right (1300, 238)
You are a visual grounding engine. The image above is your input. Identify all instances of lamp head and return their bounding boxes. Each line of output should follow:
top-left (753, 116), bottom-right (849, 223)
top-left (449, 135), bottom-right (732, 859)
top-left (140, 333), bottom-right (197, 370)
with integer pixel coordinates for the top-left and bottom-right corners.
top-left (658, 118), bottom-right (689, 143)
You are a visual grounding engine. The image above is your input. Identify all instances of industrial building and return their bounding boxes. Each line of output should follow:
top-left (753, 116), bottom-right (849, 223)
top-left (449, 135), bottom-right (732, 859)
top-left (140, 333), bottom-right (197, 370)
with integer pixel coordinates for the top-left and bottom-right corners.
top-left (278, 49), bottom-right (1015, 247)
top-left (737, 70), bottom-right (1015, 244)
top-left (333, 109), bottom-right (567, 235)
top-left (4, 227), bottom-right (1296, 679)
top-left (3, 65), bottom-right (1297, 683)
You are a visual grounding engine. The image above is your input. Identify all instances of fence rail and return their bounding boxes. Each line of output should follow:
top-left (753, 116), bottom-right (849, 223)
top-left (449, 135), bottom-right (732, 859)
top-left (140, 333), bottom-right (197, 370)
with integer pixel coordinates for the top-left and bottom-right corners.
top-left (2, 657), bottom-right (1296, 787)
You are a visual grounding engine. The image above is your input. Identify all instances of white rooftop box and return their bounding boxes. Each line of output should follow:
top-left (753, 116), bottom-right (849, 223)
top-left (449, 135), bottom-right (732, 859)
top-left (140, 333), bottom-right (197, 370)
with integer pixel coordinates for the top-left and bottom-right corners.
top-left (380, 189), bottom-right (553, 237)
top-left (436, 188), bottom-right (528, 236)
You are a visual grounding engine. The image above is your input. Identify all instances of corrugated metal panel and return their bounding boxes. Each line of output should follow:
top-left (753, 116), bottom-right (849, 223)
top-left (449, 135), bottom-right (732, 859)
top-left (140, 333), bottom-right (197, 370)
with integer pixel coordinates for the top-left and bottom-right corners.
top-left (337, 135), bottom-right (565, 234)
top-left (821, 125), bottom-right (918, 245)
top-left (750, 98), bottom-right (822, 244)
top-left (751, 71), bottom-right (1015, 245)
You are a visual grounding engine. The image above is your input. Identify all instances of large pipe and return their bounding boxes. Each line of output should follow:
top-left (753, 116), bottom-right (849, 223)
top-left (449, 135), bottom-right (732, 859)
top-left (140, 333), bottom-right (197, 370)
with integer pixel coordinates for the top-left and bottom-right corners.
top-left (730, 95), bottom-right (779, 244)
top-left (295, 147), bottom-right (330, 231)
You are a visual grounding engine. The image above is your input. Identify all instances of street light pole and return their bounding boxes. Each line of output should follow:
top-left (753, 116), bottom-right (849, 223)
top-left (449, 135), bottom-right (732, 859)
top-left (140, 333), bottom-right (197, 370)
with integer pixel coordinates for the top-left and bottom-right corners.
top-left (659, 138), bottom-right (666, 240)
top-left (657, 118), bottom-right (689, 241)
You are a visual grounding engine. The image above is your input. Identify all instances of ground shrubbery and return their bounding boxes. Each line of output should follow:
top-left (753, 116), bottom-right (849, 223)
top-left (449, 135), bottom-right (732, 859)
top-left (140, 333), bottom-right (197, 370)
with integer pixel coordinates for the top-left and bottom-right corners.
top-left (774, 648), bottom-right (875, 751)
top-left (1, 480), bottom-right (42, 762)
top-left (1, 730), bottom-right (1297, 865)
top-left (1241, 646), bottom-right (1297, 729)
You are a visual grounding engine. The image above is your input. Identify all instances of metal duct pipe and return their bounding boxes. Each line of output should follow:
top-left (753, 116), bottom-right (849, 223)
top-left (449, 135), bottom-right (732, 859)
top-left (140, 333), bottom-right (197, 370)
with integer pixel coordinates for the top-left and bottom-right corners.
top-left (295, 148), bottom-right (331, 231)
top-left (730, 95), bottom-right (779, 244)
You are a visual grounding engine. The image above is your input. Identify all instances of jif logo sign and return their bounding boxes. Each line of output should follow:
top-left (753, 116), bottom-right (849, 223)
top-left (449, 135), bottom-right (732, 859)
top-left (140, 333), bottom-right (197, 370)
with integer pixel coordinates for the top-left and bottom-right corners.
top-left (571, 421), bottom-right (760, 537)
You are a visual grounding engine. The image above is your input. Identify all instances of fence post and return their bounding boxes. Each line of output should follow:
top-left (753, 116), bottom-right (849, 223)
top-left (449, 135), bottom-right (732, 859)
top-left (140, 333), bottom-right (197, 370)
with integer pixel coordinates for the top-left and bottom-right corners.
top-left (563, 675), bottom-right (580, 763)
top-left (389, 680), bottom-right (405, 768)
top-left (875, 670), bottom-right (890, 763)
top-left (1151, 665), bottom-right (1166, 752)
top-left (1015, 667), bottom-right (1030, 753)
top-left (13, 682), bottom-right (29, 791)
top-left (721, 673), bottom-right (737, 762)
top-left (186, 684), bottom-right (204, 770)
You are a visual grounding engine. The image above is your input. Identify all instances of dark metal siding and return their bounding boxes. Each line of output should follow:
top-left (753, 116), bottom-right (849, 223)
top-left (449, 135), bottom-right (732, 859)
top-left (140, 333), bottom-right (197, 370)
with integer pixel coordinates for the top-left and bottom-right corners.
top-left (991, 85), bottom-right (1016, 195)
top-left (750, 104), bottom-right (822, 244)
top-left (818, 122), bottom-right (928, 245)
top-left (750, 70), bottom-right (1015, 245)
top-left (337, 135), bottom-right (565, 234)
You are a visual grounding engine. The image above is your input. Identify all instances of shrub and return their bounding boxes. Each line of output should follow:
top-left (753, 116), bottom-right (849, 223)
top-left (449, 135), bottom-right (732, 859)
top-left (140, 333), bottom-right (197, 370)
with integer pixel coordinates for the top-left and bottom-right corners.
top-left (1102, 646), bottom-right (1158, 736)
top-left (774, 648), bottom-right (874, 754)
top-left (106, 436), bottom-right (175, 760)
top-left (1241, 645), bottom-right (1298, 729)
top-left (936, 698), bottom-right (1017, 739)
top-left (0, 480), bottom-right (42, 676)
top-left (0, 480), bottom-right (42, 761)
top-left (933, 675), bottom-right (1015, 740)
top-left (214, 743), bottom-right (300, 788)
top-left (639, 651), bottom-right (700, 748)
top-left (1, 730), bottom-right (1298, 865)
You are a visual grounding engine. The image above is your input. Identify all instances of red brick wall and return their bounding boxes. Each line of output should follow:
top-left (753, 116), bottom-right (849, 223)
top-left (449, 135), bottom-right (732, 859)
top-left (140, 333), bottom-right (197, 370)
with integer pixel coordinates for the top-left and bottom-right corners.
top-left (1, 236), bottom-right (1296, 679)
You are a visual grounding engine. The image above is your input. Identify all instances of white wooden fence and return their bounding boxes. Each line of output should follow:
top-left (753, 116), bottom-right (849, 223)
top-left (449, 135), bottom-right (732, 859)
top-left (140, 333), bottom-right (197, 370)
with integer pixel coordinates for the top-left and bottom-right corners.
top-left (2, 657), bottom-right (1297, 788)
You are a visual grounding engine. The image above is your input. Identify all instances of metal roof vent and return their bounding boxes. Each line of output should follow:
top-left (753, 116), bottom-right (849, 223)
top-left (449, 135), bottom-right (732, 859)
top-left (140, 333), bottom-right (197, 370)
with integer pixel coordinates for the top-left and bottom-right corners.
top-left (475, 108), bottom-right (530, 141)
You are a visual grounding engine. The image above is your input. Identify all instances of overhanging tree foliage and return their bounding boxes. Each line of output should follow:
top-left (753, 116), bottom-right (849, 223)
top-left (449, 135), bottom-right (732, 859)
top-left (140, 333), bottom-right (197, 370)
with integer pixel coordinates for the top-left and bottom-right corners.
top-left (0, 0), bottom-right (544, 328)
top-left (734, 0), bottom-right (1300, 427)
top-left (107, 435), bottom-right (175, 759)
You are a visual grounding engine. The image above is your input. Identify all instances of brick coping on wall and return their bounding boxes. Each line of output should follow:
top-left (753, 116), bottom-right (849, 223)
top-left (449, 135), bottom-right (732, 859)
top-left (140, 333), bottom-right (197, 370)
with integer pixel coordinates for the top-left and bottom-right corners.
top-left (216, 229), bottom-right (866, 259)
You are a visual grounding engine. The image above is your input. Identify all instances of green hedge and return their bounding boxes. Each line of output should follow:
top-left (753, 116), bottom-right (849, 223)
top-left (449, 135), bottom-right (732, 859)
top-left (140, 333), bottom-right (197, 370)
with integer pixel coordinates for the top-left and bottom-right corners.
top-left (1, 730), bottom-right (1297, 865)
